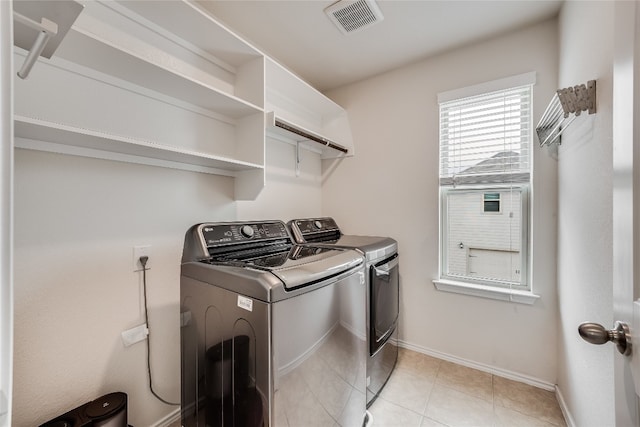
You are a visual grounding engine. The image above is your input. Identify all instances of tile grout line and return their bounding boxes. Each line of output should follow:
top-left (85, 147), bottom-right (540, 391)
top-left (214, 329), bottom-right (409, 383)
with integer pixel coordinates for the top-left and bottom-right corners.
top-left (421, 358), bottom-right (443, 418)
top-left (380, 349), bottom-right (567, 427)
top-left (491, 373), bottom-right (496, 424)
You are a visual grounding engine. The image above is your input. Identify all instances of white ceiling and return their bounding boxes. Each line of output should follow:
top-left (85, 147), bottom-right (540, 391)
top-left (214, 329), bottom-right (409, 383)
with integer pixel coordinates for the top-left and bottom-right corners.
top-left (202, 0), bottom-right (563, 92)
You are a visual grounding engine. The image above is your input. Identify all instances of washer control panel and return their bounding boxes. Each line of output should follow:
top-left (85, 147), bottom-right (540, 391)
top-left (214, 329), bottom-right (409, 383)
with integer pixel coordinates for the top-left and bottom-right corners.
top-left (288, 217), bottom-right (342, 243)
top-left (293, 217), bottom-right (340, 236)
top-left (200, 221), bottom-right (290, 247)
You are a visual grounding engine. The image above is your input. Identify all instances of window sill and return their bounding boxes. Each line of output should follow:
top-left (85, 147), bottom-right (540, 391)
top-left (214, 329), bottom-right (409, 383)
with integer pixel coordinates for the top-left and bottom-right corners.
top-left (432, 279), bottom-right (540, 305)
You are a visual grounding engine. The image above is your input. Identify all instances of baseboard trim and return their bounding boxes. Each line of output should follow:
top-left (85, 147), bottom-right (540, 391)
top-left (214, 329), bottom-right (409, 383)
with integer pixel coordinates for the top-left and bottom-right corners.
top-left (554, 385), bottom-right (576, 427)
top-left (397, 339), bottom-right (556, 391)
top-left (151, 407), bottom-right (180, 427)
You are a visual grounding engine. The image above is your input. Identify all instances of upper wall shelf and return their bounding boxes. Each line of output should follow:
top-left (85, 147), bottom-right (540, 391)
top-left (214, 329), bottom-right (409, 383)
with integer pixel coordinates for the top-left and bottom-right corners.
top-left (112, 1), bottom-right (261, 69)
top-left (103, 0), bottom-right (265, 108)
top-left (265, 58), bottom-right (354, 158)
top-left (14, 115), bottom-right (264, 173)
top-left (54, 26), bottom-right (262, 118)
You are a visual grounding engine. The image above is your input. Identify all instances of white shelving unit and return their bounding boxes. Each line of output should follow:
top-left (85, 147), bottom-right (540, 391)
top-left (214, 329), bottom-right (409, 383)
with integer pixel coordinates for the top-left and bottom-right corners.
top-left (56, 27), bottom-right (262, 118)
top-left (265, 58), bottom-right (354, 159)
top-left (12, 0), bottom-right (354, 200)
top-left (13, 0), bottom-right (267, 200)
top-left (96, 0), bottom-right (266, 109)
top-left (14, 115), bottom-right (264, 173)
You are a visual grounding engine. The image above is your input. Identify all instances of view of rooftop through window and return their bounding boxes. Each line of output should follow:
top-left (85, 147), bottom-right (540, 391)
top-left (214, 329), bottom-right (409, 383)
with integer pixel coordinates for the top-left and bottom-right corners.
top-left (439, 86), bottom-right (531, 185)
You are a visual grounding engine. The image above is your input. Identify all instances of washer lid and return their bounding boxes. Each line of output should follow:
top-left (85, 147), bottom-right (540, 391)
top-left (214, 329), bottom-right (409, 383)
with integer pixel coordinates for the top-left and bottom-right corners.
top-left (84, 392), bottom-right (126, 419)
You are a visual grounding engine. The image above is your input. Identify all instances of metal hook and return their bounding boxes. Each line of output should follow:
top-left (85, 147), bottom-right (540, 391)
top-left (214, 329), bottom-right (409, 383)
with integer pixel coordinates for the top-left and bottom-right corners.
top-left (295, 142), bottom-right (301, 177)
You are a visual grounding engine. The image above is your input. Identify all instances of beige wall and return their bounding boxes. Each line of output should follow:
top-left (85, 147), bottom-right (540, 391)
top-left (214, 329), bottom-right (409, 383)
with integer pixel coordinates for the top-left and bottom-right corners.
top-left (12, 138), bottom-right (322, 426)
top-left (556, 2), bottom-right (616, 426)
top-left (323, 19), bottom-right (559, 385)
top-left (238, 137), bottom-right (322, 221)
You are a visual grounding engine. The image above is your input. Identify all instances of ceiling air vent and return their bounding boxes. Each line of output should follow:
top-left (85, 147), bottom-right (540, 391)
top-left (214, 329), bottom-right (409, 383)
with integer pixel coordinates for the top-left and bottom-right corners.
top-left (324, 0), bottom-right (384, 35)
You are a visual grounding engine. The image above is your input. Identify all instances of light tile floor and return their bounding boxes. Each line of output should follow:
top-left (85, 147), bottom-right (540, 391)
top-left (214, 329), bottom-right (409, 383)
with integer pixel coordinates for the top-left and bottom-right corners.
top-left (169, 347), bottom-right (567, 427)
top-left (369, 348), bottom-right (567, 427)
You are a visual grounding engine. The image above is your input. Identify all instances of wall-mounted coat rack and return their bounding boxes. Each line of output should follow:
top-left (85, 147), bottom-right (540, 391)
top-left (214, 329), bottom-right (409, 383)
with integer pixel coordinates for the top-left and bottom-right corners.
top-left (13, 0), bottom-right (84, 79)
top-left (536, 80), bottom-right (597, 147)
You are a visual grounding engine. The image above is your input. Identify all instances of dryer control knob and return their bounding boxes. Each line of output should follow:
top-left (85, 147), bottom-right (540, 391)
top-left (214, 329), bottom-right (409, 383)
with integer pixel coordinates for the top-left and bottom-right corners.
top-left (314, 220), bottom-right (323, 229)
top-left (240, 225), bottom-right (254, 238)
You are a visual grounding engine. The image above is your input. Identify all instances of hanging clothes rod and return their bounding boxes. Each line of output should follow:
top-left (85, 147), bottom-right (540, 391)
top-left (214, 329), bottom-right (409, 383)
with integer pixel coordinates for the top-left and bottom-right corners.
top-left (13, 12), bottom-right (58, 79)
top-left (12, 0), bottom-right (84, 79)
top-left (536, 80), bottom-right (596, 147)
top-left (274, 117), bottom-right (348, 154)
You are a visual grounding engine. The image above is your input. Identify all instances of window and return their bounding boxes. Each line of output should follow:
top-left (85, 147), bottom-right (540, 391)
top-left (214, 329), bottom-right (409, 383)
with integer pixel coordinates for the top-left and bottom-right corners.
top-left (435, 73), bottom-right (535, 300)
top-left (483, 192), bottom-right (501, 213)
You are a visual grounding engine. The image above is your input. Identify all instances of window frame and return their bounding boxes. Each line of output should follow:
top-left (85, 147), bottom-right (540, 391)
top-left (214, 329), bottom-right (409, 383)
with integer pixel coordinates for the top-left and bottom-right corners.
top-left (434, 72), bottom-right (538, 304)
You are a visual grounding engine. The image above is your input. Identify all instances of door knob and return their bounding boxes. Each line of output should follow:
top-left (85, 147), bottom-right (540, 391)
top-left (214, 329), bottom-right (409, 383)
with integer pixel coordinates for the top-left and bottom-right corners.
top-left (578, 321), bottom-right (631, 356)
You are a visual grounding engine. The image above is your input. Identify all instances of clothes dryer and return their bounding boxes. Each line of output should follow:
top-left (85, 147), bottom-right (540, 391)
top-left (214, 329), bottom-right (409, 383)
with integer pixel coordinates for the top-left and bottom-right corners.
top-left (288, 218), bottom-right (399, 407)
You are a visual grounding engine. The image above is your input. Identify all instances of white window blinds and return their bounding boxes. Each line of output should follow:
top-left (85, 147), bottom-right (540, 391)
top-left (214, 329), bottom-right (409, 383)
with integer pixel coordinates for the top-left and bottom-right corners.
top-left (439, 85), bottom-right (532, 186)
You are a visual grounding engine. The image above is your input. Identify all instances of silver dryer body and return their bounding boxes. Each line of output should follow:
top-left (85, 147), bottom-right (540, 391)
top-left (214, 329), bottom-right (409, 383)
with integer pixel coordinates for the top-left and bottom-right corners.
top-left (287, 218), bottom-right (399, 407)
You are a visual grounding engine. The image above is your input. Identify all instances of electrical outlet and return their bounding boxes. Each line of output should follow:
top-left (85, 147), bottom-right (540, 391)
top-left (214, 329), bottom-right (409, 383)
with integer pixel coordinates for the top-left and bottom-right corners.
top-left (133, 245), bottom-right (151, 272)
top-left (180, 311), bottom-right (192, 327)
top-left (121, 323), bottom-right (148, 347)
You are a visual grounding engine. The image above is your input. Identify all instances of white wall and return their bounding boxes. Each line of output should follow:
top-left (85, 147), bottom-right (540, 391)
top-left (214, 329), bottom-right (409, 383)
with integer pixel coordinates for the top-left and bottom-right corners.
top-left (12, 138), bottom-right (322, 425)
top-left (238, 137), bottom-right (322, 221)
top-left (323, 19), bottom-right (559, 385)
top-left (556, 2), bottom-right (615, 426)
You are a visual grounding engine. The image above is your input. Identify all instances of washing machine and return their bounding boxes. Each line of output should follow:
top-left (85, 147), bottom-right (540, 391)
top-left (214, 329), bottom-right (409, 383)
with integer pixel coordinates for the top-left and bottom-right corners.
top-left (288, 217), bottom-right (399, 408)
top-left (180, 220), bottom-right (368, 427)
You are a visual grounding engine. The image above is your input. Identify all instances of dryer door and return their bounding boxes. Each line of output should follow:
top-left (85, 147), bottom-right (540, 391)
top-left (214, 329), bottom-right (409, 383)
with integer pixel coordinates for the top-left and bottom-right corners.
top-left (370, 254), bottom-right (399, 355)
